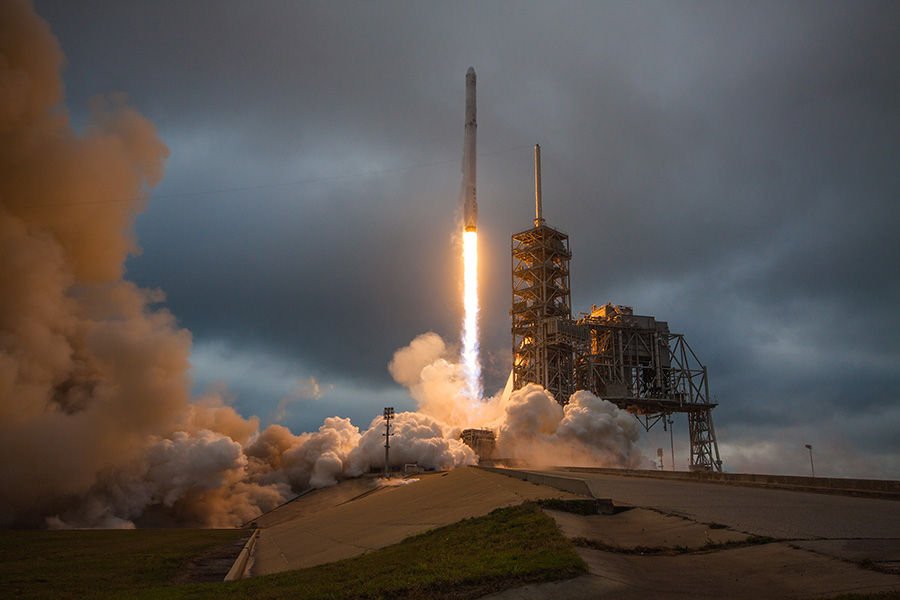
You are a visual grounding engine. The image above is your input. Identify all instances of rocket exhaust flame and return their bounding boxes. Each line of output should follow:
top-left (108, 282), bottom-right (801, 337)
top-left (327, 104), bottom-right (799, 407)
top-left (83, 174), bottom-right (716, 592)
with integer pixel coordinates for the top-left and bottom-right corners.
top-left (462, 230), bottom-right (482, 400)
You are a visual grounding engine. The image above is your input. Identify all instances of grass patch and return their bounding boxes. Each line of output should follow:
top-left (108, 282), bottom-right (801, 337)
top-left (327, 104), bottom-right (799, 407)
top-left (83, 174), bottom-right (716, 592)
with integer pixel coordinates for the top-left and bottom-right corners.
top-left (2, 503), bottom-right (586, 600)
top-left (852, 557), bottom-right (897, 576)
top-left (0, 528), bottom-right (247, 599)
top-left (740, 535), bottom-right (776, 547)
top-left (172, 503), bottom-right (586, 600)
top-left (535, 498), bottom-right (616, 515)
top-left (572, 534), bottom-right (777, 556)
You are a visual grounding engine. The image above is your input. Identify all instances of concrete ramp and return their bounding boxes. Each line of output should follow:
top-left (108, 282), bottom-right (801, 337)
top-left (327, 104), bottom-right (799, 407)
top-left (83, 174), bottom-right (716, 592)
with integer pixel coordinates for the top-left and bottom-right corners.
top-left (251, 467), bottom-right (580, 576)
top-left (248, 477), bottom-right (378, 529)
top-left (477, 466), bottom-right (593, 497)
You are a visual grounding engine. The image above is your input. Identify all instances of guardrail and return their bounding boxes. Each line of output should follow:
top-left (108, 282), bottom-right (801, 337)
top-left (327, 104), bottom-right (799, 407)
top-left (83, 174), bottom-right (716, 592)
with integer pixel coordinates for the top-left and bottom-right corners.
top-left (224, 528), bottom-right (259, 582)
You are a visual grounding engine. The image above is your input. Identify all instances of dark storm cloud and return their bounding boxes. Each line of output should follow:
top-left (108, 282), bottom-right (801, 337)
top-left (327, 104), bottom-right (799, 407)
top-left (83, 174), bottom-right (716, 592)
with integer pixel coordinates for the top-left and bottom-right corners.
top-left (34, 0), bottom-right (900, 474)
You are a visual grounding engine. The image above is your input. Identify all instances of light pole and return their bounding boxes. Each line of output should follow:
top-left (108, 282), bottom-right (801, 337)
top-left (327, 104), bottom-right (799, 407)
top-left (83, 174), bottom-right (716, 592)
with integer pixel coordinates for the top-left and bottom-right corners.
top-left (668, 415), bottom-right (675, 471)
top-left (383, 407), bottom-right (395, 479)
top-left (804, 443), bottom-right (815, 478)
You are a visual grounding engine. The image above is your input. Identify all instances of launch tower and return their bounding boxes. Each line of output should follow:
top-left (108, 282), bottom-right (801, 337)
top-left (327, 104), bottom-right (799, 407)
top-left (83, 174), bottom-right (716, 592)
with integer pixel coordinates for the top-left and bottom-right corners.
top-left (510, 146), bottom-right (723, 471)
top-left (511, 145), bottom-right (579, 403)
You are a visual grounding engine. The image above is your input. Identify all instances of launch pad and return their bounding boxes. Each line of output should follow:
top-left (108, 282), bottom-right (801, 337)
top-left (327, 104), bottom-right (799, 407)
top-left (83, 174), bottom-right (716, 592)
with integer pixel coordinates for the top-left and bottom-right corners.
top-left (511, 146), bottom-right (723, 472)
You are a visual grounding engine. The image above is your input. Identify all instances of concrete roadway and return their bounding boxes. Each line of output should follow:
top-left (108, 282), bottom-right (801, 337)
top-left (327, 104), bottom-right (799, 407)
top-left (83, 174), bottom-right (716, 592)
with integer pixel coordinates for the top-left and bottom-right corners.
top-left (526, 468), bottom-right (900, 569)
top-left (481, 469), bottom-right (900, 599)
top-left (530, 469), bottom-right (900, 539)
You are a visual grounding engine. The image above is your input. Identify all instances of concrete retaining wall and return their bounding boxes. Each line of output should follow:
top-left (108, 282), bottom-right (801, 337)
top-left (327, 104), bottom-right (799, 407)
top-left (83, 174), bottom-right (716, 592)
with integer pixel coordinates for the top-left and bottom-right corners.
top-left (557, 466), bottom-right (900, 500)
top-left (224, 528), bottom-right (259, 582)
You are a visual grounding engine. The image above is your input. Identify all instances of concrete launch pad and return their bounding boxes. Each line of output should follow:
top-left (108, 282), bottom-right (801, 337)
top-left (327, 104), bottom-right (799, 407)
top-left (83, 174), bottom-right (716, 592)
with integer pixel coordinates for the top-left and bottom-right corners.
top-left (486, 542), bottom-right (900, 600)
top-left (526, 468), bottom-right (900, 543)
top-left (547, 506), bottom-right (748, 549)
top-left (482, 467), bottom-right (900, 599)
top-left (250, 467), bottom-right (580, 576)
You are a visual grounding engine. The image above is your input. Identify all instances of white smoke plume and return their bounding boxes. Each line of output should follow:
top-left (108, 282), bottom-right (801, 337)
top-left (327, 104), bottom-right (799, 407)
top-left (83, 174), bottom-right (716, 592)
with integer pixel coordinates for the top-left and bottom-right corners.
top-left (348, 411), bottom-right (476, 476)
top-left (0, 1), bottom-right (639, 529)
top-left (498, 386), bottom-right (643, 468)
top-left (391, 333), bottom-right (644, 469)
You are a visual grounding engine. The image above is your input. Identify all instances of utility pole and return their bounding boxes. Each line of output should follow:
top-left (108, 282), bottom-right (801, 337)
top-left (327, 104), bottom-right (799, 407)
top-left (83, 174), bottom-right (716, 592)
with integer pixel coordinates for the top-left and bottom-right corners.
top-left (667, 415), bottom-right (675, 471)
top-left (383, 407), bottom-right (395, 478)
top-left (805, 443), bottom-right (815, 477)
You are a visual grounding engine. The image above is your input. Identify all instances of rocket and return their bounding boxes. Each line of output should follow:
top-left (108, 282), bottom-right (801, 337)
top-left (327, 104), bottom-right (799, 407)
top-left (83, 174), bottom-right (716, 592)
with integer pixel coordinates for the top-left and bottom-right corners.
top-left (462, 67), bottom-right (477, 232)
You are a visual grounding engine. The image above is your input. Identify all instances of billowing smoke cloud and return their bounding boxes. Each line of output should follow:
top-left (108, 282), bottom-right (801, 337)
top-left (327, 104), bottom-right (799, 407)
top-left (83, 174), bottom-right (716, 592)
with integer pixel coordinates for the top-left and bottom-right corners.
top-left (0, 1), bottom-right (638, 529)
top-left (348, 411), bottom-right (476, 476)
top-left (499, 386), bottom-right (643, 468)
top-left (0, 1), bottom-right (404, 529)
top-left (391, 333), bottom-right (644, 469)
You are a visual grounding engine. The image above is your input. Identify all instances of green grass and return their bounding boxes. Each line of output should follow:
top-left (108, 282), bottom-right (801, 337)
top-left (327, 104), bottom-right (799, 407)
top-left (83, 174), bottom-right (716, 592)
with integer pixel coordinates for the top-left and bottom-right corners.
top-left (2, 503), bottom-right (586, 600)
top-left (0, 528), bottom-right (246, 599)
top-left (571, 534), bottom-right (777, 556)
top-left (535, 498), bottom-right (614, 515)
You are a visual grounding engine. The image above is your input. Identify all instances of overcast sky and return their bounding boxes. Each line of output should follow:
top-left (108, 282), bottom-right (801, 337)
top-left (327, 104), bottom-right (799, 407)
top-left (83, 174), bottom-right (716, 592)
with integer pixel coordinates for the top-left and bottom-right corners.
top-left (34, 0), bottom-right (899, 477)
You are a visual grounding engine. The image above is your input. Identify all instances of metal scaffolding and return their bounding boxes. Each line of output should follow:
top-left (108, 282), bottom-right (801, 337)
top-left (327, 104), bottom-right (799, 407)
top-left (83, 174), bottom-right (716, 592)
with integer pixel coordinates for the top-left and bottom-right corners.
top-left (511, 144), bottom-right (579, 403)
top-left (511, 224), bottom-right (577, 404)
top-left (509, 145), bottom-right (722, 472)
top-left (575, 304), bottom-right (722, 471)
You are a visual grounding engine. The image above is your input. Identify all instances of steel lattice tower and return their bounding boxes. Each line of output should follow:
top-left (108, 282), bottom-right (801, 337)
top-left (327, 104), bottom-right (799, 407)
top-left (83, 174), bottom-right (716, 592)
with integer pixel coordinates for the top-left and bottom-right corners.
top-left (511, 145), bottom-right (577, 404)
top-left (509, 145), bottom-right (722, 471)
top-left (575, 305), bottom-right (723, 471)
top-left (511, 224), bottom-right (577, 403)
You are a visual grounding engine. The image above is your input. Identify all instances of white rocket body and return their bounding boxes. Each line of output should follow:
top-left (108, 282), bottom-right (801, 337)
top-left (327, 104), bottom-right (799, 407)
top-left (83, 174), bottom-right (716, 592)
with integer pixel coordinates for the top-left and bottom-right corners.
top-left (463, 67), bottom-right (477, 232)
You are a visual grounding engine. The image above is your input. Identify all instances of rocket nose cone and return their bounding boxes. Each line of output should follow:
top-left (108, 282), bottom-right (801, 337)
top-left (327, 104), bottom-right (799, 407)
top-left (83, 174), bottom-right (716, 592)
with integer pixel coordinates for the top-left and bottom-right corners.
top-left (467, 66), bottom-right (476, 76)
